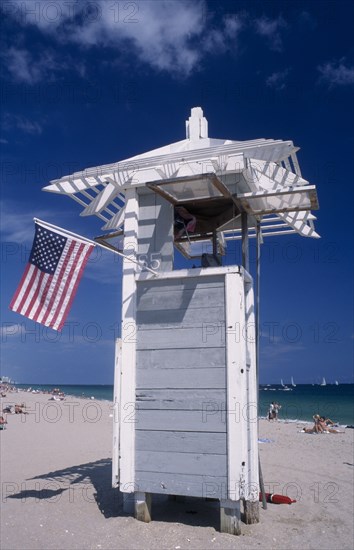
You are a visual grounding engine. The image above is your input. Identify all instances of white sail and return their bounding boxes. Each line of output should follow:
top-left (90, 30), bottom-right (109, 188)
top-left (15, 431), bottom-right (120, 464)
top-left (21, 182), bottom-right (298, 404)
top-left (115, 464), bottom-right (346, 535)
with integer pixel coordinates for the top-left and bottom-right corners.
top-left (320, 377), bottom-right (326, 386)
top-left (291, 376), bottom-right (296, 387)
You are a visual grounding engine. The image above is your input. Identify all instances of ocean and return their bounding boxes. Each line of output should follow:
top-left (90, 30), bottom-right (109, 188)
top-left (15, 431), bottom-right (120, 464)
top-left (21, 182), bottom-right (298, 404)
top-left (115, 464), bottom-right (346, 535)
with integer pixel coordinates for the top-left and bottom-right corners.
top-left (259, 384), bottom-right (354, 426)
top-left (13, 383), bottom-right (354, 426)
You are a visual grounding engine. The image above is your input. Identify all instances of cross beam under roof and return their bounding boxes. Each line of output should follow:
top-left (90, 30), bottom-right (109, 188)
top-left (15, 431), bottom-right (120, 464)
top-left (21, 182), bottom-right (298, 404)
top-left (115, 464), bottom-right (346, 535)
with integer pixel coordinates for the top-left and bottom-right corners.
top-left (42, 107), bottom-right (319, 241)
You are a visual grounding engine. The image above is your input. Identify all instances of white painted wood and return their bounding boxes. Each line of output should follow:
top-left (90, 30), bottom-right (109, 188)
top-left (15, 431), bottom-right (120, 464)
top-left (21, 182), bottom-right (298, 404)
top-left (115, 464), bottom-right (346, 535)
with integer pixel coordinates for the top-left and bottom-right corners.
top-left (136, 265), bottom-right (241, 282)
top-left (135, 430), bottom-right (226, 454)
top-left (112, 338), bottom-right (122, 488)
top-left (137, 286), bottom-right (225, 312)
top-left (101, 206), bottom-right (126, 230)
top-left (137, 274), bottom-right (225, 293)
top-left (43, 107), bottom-right (319, 237)
top-left (136, 366), bottom-right (226, 389)
top-left (136, 347), bottom-right (225, 369)
top-left (44, 139), bottom-right (298, 193)
top-left (225, 273), bottom-right (246, 501)
top-left (136, 327), bottom-right (225, 350)
top-left (135, 409), bottom-right (226, 432)
top-left (119, 187), bottom-right (139, 492)
top-left (136, 305), bottom-right (225, 327)
top-left (137, 191), bottom-right (173, 272)
top-left (244, 282), bottom-right (259, 502)
top-left (136, 389), bottom-right (226, 410)
top-left (135, 450), bottom-right (226, 476)
top-left (135, 472), bottom-right (228, 499)
top-left (80, 181), bottom-right (123, 216)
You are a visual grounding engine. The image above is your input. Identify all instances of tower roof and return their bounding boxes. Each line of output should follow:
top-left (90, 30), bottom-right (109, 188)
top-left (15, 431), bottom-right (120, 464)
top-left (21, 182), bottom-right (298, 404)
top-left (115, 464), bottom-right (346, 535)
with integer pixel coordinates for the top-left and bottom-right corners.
top-left (43, 107), bottom-right (319, 240)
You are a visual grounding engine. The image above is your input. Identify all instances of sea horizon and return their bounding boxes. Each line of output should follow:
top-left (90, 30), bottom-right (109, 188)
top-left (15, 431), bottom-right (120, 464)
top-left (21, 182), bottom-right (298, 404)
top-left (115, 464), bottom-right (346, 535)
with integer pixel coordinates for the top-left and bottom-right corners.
top-left (7, 382), bottom-right (354, 427)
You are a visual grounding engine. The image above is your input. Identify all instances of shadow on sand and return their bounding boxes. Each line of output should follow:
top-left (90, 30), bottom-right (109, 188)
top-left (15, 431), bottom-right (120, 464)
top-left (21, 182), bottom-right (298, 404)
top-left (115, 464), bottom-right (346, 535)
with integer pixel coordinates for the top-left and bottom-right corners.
top-left (7, 458), bottom-right (220, 529)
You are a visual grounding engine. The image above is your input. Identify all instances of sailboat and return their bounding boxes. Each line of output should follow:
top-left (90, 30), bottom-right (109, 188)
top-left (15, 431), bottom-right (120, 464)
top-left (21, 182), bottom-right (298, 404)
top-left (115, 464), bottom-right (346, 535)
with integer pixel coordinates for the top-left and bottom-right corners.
top-left (334, 380), bottom-right (339, 386)
top-left (280, 378), bottom-right (292, 391)
top-left (320, 377), bottom-right (327, 386)
top-left (291, 376), bottom-right (296, 387)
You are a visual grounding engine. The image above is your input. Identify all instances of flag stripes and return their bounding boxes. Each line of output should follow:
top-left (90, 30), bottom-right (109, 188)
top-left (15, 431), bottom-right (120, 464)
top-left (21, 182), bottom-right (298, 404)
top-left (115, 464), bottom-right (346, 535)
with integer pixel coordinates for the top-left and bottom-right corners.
top-left (9, 222), bottom-right (94, 331)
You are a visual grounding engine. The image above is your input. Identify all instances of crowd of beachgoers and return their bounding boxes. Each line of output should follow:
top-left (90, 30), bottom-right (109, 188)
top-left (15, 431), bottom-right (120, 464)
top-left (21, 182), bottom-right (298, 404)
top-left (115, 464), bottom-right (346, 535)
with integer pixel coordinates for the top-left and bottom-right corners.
top-left (0, 384), bottom-right (66, 429)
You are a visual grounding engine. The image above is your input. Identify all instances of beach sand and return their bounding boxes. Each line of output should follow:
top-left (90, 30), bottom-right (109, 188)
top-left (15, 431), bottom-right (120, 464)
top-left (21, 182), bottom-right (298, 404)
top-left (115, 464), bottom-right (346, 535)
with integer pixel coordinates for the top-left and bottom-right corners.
top-left (1, 391), bottom-right (353, 550)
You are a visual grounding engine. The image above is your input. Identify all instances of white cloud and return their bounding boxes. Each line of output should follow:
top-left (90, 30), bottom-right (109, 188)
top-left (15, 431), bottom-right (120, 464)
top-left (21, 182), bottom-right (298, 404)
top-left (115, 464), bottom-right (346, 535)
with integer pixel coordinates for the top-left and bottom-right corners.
top-left (1, 1), bottom-right (244, 78)
top-left (1, 46), bottom-right (85, 84)
top-left (266, 68), bottom-right (290, 90)
top-left (0, 203), bottom-right (54, 243)
top-left (2, 113), bottom-right (43, 135)
top-left (318, 59), bottom-right (354, 87)
top-left (254, 15), bottom-right (286, 51)
top-left (203, 14), bottom-right (244, 54)
top-left (2, 47), bottom-right (42, 84)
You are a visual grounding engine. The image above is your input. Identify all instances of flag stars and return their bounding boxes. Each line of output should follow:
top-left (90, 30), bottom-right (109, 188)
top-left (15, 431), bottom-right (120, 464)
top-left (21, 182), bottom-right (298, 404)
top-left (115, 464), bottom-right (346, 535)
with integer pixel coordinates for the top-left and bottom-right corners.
top-left (30, 226), bottom-right (67, 274)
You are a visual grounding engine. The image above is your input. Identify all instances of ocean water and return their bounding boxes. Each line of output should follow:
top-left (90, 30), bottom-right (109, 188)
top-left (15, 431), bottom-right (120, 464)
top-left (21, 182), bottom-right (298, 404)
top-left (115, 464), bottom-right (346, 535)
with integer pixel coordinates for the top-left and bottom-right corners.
top-left (14, 384), bottom-right (114, 402)
top-left (13, 383), bottom-right (354, 426)
top-left (259, 384), bottom-right (354, 426)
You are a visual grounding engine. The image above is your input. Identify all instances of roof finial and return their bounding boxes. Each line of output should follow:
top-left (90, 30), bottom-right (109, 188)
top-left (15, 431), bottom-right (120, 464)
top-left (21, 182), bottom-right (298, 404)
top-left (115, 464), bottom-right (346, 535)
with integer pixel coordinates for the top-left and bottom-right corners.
top-left (186, 107), bottom-right (208, 141)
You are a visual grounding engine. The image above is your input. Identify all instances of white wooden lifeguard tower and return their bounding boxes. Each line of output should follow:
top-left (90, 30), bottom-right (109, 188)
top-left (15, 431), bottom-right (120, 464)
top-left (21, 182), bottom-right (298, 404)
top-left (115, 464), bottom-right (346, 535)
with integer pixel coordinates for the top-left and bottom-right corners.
top-left (43, 107), bottom-right (319, 534)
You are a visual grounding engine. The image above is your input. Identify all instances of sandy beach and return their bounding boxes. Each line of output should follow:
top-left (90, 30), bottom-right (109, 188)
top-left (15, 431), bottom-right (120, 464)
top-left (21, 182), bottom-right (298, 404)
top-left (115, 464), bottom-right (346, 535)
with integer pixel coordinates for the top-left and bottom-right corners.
top-left (1, 391), bottom-right (353, 550)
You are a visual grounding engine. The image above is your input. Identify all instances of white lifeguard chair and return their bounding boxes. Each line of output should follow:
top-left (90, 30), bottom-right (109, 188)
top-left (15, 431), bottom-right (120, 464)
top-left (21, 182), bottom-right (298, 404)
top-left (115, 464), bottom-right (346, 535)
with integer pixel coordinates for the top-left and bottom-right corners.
top-left (43, 107), bottom-right (319, 534)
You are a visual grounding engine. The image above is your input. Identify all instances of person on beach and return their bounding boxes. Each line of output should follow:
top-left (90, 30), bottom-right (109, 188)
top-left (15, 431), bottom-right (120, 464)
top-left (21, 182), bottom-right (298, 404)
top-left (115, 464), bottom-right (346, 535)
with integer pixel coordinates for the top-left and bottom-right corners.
top-left (14, 404), bottom-right (28, 414)
top-left (268, 402), bottom-right (275, 421)
top-left (273, 402), bottom-right (281, 421)
top-left (0, 415), bottom-right (7, 429)
top-left (299, 415), bottom-right (323, 434)
top-left (301, 415), bottom-right (344, 433)
top-left (319, 416), bottom-right (335, 427)
top-left (319, 416), bottom-right (344, 433)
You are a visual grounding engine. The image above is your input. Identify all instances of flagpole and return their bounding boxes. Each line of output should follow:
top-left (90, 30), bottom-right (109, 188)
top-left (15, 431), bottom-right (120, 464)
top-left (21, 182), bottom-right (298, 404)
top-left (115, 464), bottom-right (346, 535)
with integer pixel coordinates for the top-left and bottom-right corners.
top-left (33, 218), bottom-right (159, 276)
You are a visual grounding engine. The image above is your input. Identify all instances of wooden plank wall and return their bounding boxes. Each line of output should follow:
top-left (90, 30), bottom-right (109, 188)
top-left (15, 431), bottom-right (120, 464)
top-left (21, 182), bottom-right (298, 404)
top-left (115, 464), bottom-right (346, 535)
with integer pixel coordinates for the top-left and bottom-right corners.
top-left (135, 275), bottom-right (228, 499)
top-left (137, 191), bottom-right (174, 272)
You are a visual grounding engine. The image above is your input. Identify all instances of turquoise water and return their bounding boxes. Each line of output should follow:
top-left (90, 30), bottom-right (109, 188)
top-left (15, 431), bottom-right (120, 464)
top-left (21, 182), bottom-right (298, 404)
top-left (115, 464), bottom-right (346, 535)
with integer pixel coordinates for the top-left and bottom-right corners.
top-left (14, 383), bottom-right (354, 426)
top-left (14, 384), bottom-right (114, 402)
top-left (259, 384), bottom-right (354, 426)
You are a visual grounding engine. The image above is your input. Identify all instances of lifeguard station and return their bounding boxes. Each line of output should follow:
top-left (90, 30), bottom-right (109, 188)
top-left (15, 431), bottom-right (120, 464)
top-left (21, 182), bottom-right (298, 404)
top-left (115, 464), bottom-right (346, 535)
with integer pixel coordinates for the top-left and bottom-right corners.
top-left (43, 107), bottom-right (319, 534)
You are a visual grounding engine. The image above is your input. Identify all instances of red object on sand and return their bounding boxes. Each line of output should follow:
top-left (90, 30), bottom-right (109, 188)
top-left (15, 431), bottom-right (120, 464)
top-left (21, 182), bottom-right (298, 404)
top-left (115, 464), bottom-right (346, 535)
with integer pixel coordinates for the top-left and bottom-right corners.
top-left (259, 493), bottom-right (296, 504)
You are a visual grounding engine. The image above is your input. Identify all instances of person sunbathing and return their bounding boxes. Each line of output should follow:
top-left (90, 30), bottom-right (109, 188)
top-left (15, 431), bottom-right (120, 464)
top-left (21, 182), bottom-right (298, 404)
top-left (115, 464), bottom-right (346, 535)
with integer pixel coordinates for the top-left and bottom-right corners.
top-left (15, 404), bottom-right (28, 414)
top-left (312, 414), bottom-right (324, 433)
top-left (302, 425), bottom-right (322, 434)
top-left (319, 416), bottom-right (344, 433)
top-left (300, 415), bottom-right (325, 433)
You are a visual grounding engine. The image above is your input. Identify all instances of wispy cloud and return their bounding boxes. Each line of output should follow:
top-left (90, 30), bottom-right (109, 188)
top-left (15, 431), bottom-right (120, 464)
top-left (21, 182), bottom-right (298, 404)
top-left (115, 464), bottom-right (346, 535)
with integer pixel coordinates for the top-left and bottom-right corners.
top-left (298, 11), bottom-right (317, 29)
top-left (0, 202), bottom-right (54, 243)
top-left (254, 15), bottom-right (286, 52)
top-left (1, 47), bottom-right (45, 85)
top-left (2, 113), bottom-right (43, 135)
top-left (1, 46), bottom-right (86, 84)
top-left (266, 68), bottom-right (290, 90)
top-left (203, 14), bottom-right (244, 53)
top-left (1, 1), bottom-right (244, 78)
top-left (318, 59), bottom-right (354, 87)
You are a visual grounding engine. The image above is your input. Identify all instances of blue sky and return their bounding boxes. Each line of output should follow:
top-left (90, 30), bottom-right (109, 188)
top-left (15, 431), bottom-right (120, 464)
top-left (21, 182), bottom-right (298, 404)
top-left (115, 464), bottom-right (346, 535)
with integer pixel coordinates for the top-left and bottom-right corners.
top-left (1, 0), bottom-right (353, 385)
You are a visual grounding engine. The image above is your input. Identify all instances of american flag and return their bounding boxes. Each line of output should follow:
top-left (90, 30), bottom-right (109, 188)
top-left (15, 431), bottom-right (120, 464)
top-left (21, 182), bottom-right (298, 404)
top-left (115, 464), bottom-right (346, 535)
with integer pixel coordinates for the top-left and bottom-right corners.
top-left (10, 222), bottom-right (94, 331)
